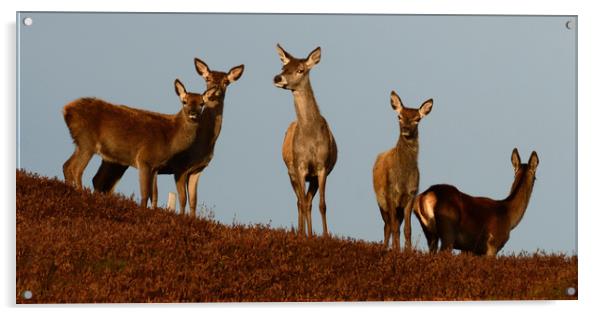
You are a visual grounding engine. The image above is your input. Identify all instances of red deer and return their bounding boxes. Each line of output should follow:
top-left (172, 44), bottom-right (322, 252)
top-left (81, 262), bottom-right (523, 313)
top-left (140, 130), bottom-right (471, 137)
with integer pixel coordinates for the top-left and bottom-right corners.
top-left (274, 44), bottom-right (337, 237)
top-left (373, 92), bottom-right (433, 251)
top-left (413, 148), bottom-right (539, 256)
top-left (91, 59), bottom-right (244, 217)
top-left (62, 79), bottom-right (219, 207)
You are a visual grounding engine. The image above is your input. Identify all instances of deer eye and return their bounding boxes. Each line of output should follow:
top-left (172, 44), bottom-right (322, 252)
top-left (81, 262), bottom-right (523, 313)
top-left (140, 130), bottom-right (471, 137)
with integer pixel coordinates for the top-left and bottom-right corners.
top-left (297, 69), bottom-right (304, 74)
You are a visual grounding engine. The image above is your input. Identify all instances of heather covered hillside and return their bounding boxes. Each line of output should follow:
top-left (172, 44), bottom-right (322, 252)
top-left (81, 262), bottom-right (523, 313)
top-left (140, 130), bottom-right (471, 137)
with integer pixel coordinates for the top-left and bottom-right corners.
top-left (16, 170), bottom-right (577, 302)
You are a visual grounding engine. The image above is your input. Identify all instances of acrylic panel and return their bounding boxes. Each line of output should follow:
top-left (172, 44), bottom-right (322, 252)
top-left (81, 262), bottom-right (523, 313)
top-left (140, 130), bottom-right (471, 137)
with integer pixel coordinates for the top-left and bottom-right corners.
top-left (16, 12), bottom-right (577, 302)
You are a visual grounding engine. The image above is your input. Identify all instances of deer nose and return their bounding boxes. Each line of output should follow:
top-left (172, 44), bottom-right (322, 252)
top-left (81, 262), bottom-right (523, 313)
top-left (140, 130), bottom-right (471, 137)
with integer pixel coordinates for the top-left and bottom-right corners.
top-left (273, 75), bottom-right (282, 84)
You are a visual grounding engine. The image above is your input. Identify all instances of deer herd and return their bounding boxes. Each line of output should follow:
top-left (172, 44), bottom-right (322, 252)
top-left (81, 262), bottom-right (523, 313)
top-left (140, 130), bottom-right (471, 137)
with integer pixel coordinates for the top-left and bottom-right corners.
top-left (62, 44), bottom-right (539, 257)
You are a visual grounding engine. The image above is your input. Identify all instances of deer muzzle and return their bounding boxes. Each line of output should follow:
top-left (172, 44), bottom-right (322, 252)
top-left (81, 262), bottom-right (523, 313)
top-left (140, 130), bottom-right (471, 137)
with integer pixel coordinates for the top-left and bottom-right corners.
top-left (188, 108), bottom-right (202, 121)
top-left (273, 75), bottom-right (286, 88)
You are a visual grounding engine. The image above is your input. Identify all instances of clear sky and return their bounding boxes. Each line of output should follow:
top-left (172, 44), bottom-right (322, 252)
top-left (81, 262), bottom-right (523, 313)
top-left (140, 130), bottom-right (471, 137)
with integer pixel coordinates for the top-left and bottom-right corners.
top-left (17, 12), bottom-right (576, 254)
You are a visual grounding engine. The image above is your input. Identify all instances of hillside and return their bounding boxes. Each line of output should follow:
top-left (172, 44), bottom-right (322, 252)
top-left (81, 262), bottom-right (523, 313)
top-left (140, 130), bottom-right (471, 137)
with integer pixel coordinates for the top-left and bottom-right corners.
top-left (16, 170), bottom-right (577, 302)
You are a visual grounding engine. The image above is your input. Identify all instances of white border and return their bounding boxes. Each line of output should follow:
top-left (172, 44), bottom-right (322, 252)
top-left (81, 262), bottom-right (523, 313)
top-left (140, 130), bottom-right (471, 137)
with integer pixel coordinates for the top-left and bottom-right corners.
top-left (3, 1), bottom-right (598, 315)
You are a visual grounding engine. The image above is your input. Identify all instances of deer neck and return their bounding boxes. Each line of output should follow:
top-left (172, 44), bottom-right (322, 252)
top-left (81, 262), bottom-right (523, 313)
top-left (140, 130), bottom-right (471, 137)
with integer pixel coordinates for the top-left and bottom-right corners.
top-left (171, 112), bottom-right (199, 154)
top-left (292, 82), bottom-right (322, 127)
top-left (395, 131), bottom-right (419, 161)
top-left (503, 170), bottom-right (536, 229)
top-left (196, 98), bottom-right (225, 152)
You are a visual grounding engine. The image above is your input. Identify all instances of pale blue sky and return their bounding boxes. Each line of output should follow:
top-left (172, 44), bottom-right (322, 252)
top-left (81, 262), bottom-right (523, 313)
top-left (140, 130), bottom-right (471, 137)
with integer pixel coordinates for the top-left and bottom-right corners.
top-left (17, 13), bottom-right (577, 254)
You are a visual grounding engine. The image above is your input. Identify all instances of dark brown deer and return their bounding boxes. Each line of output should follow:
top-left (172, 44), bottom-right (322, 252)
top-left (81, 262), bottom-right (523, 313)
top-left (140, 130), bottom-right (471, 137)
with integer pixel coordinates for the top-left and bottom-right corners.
top-left (413, 148), bottom-right (539, 256)
top-left (91, 59), bottom-right (244, 217)
top-left (373, 92), bottom-right (433, 251)
top-left (62, 79), bottom-right (218, 207)
top-left (274, 44), bottom-right (337, 237)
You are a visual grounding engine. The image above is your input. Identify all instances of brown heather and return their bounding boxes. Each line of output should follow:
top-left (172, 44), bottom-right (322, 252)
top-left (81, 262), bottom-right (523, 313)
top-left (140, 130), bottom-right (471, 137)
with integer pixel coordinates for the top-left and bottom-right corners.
top-left (16, 170), bottom-right (577, 303)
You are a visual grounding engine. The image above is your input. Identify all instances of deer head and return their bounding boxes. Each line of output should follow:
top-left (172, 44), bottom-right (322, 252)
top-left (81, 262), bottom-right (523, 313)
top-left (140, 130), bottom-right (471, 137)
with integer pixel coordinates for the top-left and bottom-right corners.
top-left (273, 44), bottom-right (321, 90)
top-left (510, 148), bottom-right (539, 191)
top-left (174, 79), bottom-right (220, 123)
top-left (390, 91), bottom-right (433, 139)
top-left (194, 58), bottom-right (244, 93)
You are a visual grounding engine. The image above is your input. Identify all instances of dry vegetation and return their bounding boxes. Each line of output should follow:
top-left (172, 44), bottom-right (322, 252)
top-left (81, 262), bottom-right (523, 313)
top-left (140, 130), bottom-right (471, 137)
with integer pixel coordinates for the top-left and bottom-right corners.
top-left (16, 170), bottom-right (577, 303)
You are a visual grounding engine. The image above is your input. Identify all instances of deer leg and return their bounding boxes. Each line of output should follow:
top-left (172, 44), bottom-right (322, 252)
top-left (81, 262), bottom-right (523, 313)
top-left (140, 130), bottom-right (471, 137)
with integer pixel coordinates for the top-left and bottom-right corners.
top-left (485, 247), bottom-right (498, 257)
top-left (417, 219), bottom-right (438, 253)
top-left (390, 207), bottom-right (402, 251)
top-left (384, 223), bottom-right (391, 250)
top-left (63, 150), bottom-right (77, 186)
top-left (402, 196), bottom-right (415, 251)
top-left (301, 177), bottom-right (318, 236)
top-left (138, 164), bottom-right (153, 208)
top-left (428, 237), bottom-right (439, 253)
top-left (92, 160), bottom-right (128, 193)
top-left (438, 221), bottom-right (456, 253)
top-left (174, 172), bottom-right (190, 216)
top-left (306, 177), bottom-right (318, 208)
top-left (425, 229), bottom-right (439, 253)
top-left (70, 148), bottom-right (94, 189)
top-left (425, 231), bottom-right (439, 253)
top-left (317, 169), bottom-right (329, 237)
top-left (304, 177), bottom-right (318, 237)
top-left (294, 168), bottom-right (309, 236)
top-left (379, 206), bottom-right (391, 249)
top-left (187, 172), bottom-right (201, 218)
top-left (304, 182), bottom-right (313, 238)
top-left (151, 173), bottom-right (158, 208)
top-left (485, 234), bottom-right (498, 257)
top-left (287, 172), bottom-right (305, 236)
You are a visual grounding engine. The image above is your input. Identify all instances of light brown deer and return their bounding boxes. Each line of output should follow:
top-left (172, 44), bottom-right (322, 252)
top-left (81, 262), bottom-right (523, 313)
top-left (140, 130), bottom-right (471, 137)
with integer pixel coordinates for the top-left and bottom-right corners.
top-left (373, 92), bottom-right (433, 251)
top-left (62, 79), bottom-right (219, 207)
top-left (91, 59), bottom-right (244, 216)
top-left (273, 44), bottom-right (337, 237)
top-left (413, 148), bottom-right (539, 256)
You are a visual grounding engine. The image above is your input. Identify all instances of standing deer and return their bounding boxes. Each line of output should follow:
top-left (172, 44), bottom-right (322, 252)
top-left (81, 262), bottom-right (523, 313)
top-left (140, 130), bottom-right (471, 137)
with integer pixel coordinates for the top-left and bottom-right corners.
top-left (91, 58), bottom-right (244, 217)
top-left (413, 148), bottom-right (539, 256)
top-left (273, 44), bottom-right (337, 237)
top-left (373, 92), bottom-right (433, 251)
top-left (62, 79), bottom-right (219, 207)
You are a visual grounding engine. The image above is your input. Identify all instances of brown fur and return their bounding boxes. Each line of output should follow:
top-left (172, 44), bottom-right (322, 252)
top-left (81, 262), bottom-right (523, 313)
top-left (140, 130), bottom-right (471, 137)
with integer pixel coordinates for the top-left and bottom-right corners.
top-left (274, 44), bottom-right (337, 237)
top-left (91, 59), bottom-right (244, 217)
top-left (413, 148), bottom-right (539, 256)
top-left (373, 92), bottom-right (433, 251)
top-left (63, 79), bottom-right (218, 207)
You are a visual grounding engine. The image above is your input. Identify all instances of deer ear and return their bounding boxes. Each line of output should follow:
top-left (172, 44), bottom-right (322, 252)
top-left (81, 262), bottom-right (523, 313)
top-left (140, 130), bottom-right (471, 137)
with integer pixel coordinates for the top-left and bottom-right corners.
top-left (194, 58), bottom-right (211, 80)
top-left (528, 151), bottom-right (539, 170)
top-left (174, 79), bottom-right (187, 100)
top-left (276, 43), bottom-right (291, 65)
top-left (306, 46), bottom-right (321, 69)
top-left (511, 148), bottom-right (521, 172)
top-left (227, 64), bottom-right (244, 83)
top-left (419, 99), bottom-right (433, 118)
top-left (390, 91), bottom-right (403, 114)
